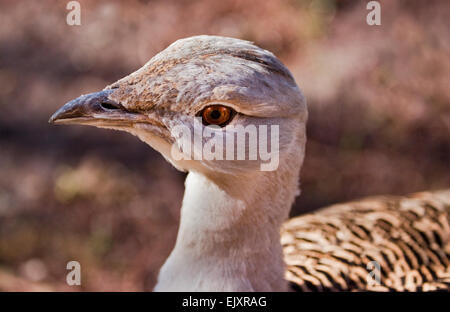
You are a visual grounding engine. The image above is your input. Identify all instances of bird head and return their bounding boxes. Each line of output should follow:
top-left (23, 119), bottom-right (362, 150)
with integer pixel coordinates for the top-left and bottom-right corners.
top-left (50, 36), bottom-right (307, 188)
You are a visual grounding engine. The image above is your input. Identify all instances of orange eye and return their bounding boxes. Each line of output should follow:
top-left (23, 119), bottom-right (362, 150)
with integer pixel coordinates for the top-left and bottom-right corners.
top-left (201, 105), bottom-right (233, 126)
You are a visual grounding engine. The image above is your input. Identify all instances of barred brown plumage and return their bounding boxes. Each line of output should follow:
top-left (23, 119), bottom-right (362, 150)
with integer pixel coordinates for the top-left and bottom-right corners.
top-left (283, 190), bottom-right (450, 291)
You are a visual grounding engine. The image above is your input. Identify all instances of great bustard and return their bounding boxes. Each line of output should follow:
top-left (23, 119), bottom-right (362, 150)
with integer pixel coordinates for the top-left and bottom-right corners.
top-left (49, 35), bottom-right (450, 291)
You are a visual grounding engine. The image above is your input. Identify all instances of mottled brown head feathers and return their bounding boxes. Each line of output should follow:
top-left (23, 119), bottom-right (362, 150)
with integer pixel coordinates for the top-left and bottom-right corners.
top-left (104, 35), bottom-right (306, 119)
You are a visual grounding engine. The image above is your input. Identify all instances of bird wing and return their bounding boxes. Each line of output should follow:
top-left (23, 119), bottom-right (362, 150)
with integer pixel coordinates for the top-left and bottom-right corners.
top-left (281, 190), bottom-right (450, 291)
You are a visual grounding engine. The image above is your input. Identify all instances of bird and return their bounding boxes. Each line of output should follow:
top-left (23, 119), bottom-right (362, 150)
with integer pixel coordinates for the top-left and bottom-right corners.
top-left (49, 35), bottom-right (450, 291)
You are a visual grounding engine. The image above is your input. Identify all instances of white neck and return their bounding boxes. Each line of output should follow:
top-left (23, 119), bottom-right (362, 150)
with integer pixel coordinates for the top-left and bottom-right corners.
top-left (154, 164), bottom-right (300, 291)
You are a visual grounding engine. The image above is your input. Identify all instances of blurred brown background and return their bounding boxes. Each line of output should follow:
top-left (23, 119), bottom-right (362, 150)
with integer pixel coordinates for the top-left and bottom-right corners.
top-left (0, 0), bottom-right (448, 291)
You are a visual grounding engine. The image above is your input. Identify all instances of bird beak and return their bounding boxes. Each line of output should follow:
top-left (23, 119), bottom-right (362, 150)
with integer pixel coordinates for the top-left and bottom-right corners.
top-left (49, 90), bottom-right (150, 128)
top-left (49, 90), bottom-right (129, 126)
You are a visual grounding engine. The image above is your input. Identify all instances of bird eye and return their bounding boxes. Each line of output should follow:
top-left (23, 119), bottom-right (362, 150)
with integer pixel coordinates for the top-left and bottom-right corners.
top-left (201, 105), bottom-right (234, 126)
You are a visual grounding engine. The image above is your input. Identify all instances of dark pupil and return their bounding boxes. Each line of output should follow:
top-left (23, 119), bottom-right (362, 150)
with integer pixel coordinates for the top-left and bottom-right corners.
top-left (210, 110), bottom-right (221, 120)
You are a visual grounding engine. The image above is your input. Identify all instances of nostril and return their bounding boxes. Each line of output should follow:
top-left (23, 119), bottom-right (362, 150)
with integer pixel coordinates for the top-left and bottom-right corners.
top-left (100, 102), bottom-right (120, 110)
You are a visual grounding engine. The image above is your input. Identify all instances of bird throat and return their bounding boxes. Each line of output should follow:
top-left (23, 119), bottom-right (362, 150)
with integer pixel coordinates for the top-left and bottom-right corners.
top-left (154, 168), bottom-right (300, 291)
